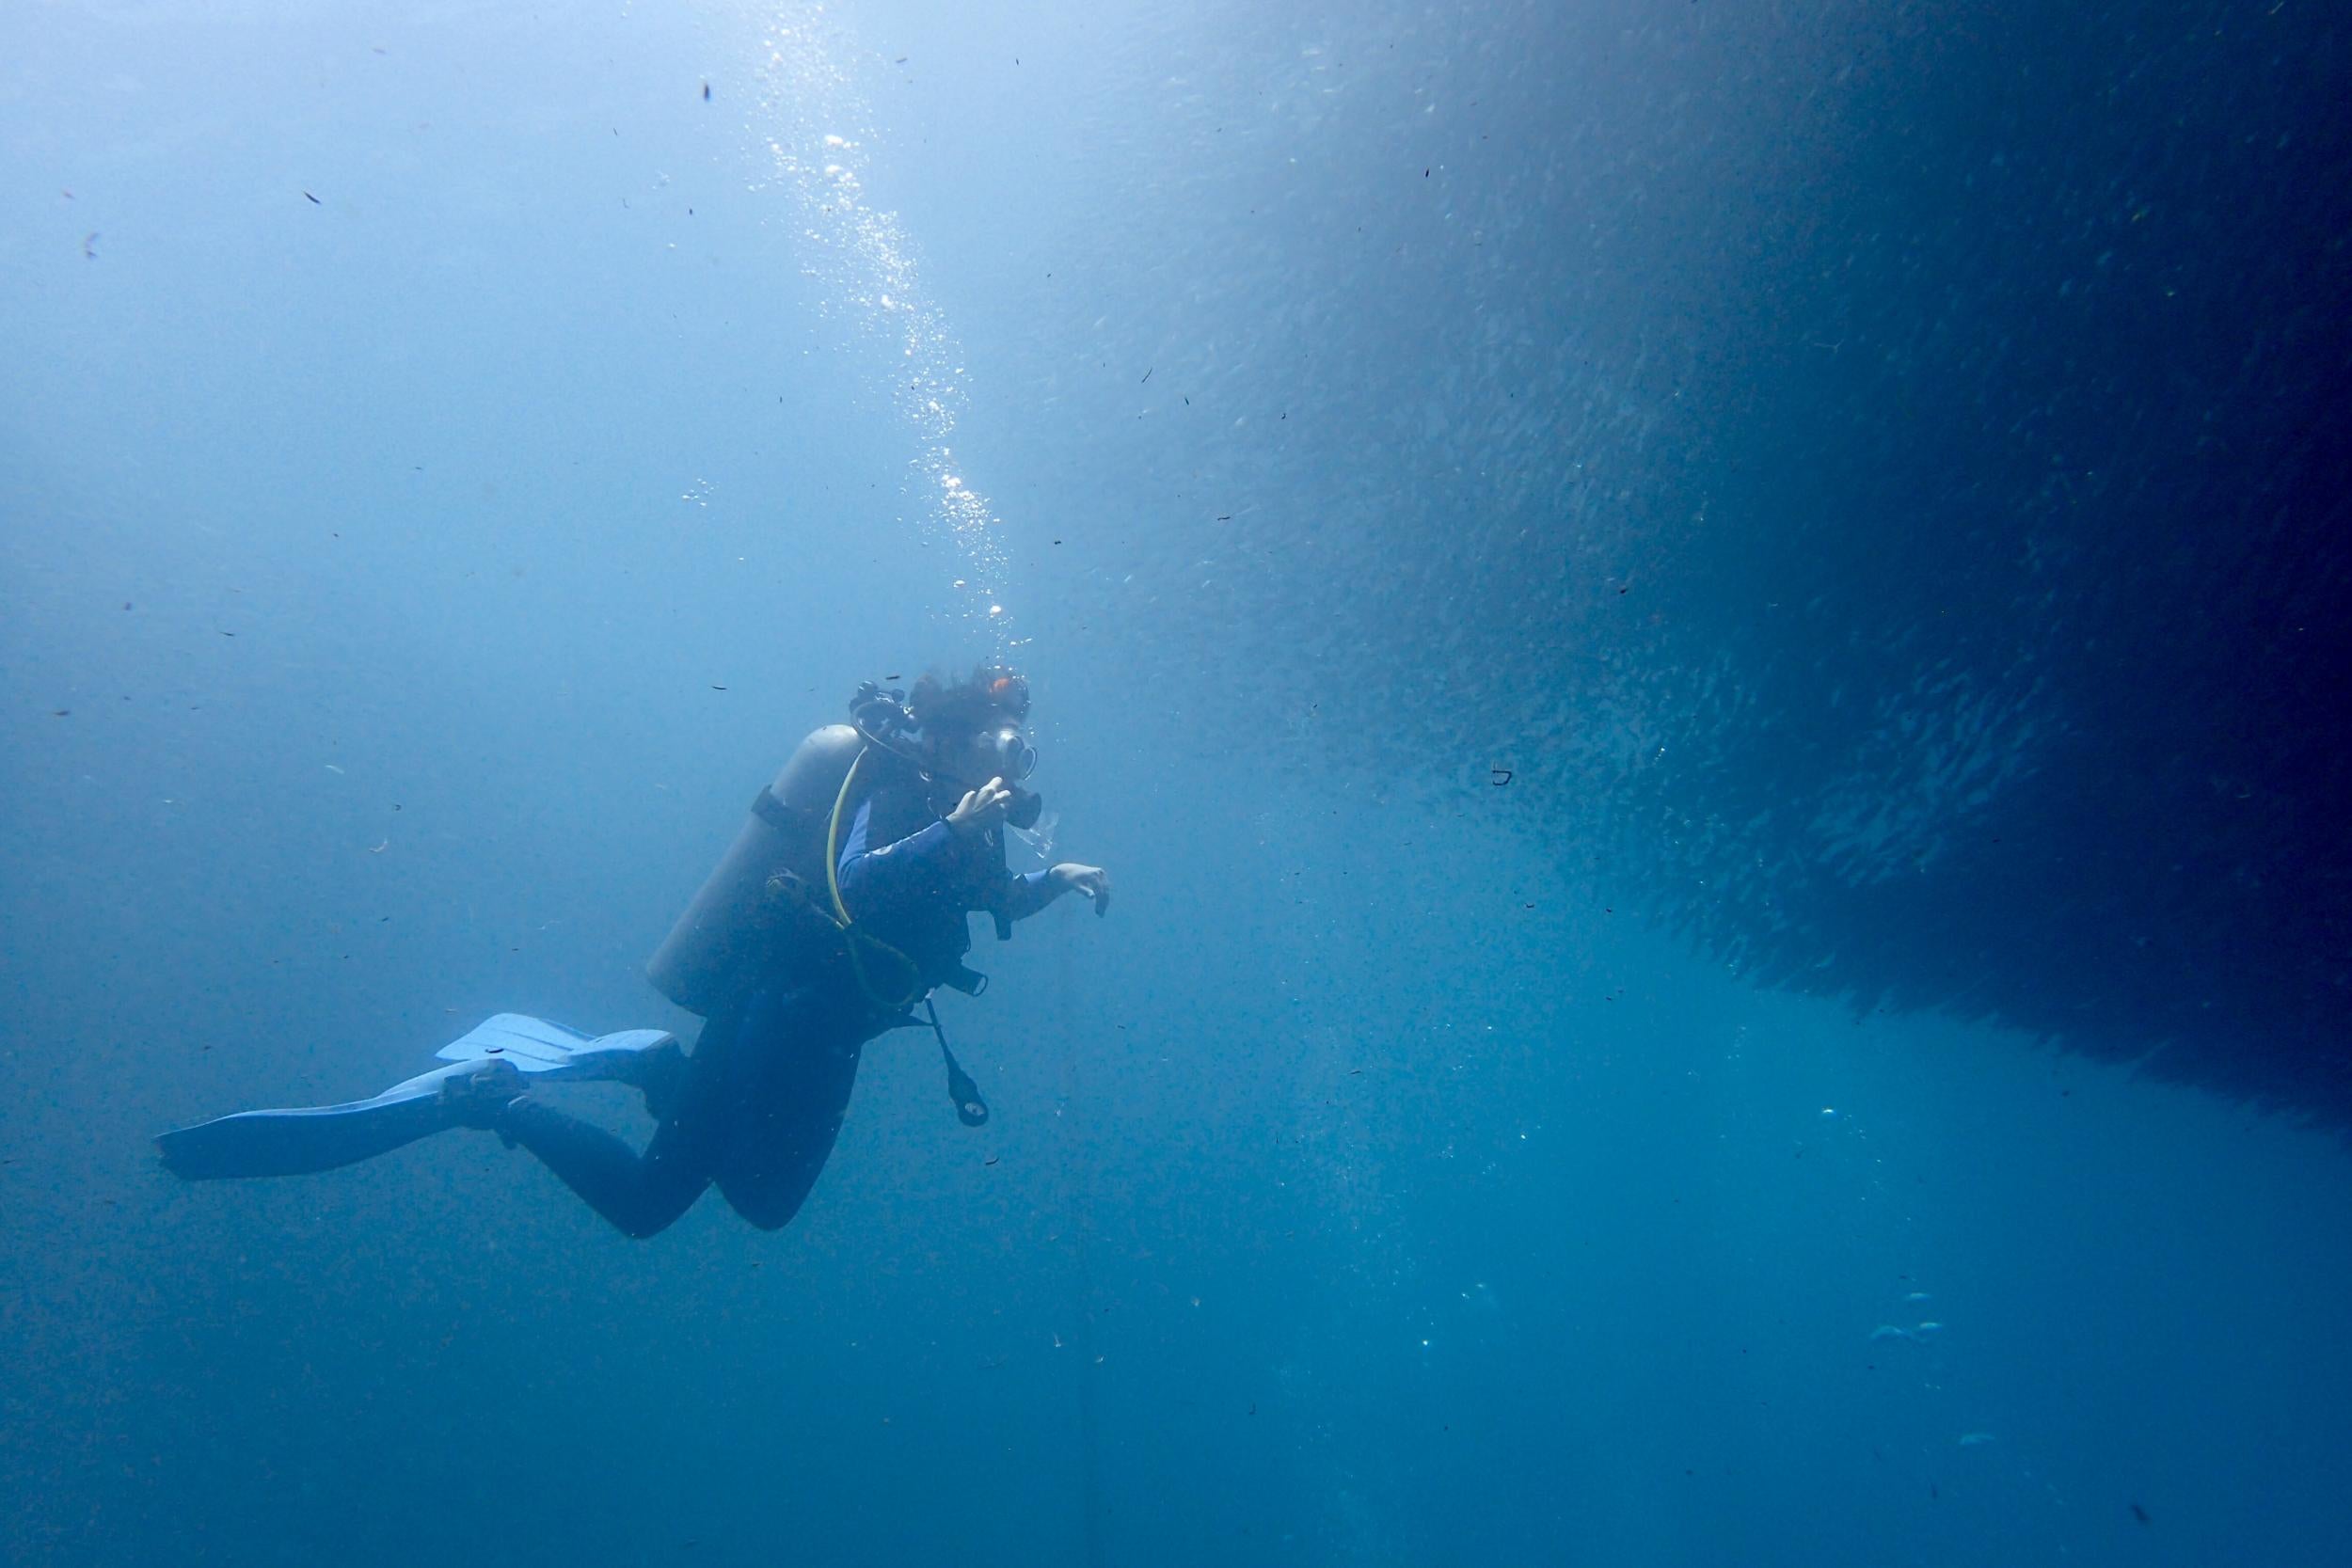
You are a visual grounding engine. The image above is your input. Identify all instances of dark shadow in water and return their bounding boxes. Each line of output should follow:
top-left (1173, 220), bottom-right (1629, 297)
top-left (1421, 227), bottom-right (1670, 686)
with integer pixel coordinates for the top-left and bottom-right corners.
top-left (1158, 1), bottom-right (2352, 1125)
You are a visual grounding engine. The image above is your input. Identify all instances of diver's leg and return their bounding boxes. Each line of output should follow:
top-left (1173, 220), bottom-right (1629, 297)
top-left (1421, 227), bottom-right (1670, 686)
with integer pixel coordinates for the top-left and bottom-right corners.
top-left (712, 990), bottom-right (874, 1231)
top-left (493, 1098), bottom-right (715, 1239)
top-left (486, 991), bottom-right (780, 1237)
top-left (639, 1037), bottom-right (691, 1123)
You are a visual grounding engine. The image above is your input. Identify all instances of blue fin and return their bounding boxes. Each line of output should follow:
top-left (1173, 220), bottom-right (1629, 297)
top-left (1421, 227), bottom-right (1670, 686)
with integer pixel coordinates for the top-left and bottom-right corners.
top-left (156, 1014), bottom-right (678, 1180)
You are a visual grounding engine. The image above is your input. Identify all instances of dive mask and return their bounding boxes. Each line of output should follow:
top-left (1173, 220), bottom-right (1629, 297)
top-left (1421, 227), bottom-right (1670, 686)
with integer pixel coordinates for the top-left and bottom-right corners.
top-left (977, 729), bottom-right (1045, 829)
top-left (977, 725), bottom-right (1039, 784)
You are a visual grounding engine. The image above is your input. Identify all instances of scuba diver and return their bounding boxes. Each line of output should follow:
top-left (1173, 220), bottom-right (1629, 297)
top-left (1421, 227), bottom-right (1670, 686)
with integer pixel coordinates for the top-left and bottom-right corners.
top-left (157, 666), bottom-right (1112, 1240)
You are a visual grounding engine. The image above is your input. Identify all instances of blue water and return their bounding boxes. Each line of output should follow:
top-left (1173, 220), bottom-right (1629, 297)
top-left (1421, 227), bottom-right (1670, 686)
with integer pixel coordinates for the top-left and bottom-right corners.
top-left (7, 3), bottom-right (2350, 1563)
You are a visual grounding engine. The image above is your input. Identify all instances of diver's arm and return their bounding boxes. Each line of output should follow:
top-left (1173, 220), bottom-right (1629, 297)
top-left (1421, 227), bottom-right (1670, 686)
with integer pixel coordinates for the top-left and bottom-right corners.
top-left (997, 868), bottom-right (1060, 923)
top-left (835, 798), bottom-right (967, 903)
top-left (998, 863), bottom-right (1111, 923)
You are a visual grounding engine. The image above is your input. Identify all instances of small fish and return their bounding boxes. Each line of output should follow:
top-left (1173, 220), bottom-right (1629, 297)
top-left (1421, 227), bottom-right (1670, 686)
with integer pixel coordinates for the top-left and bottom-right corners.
top-left (2130, 1503), bottom-right (2150, 1525)
top-left (325, 764), bottom-right (344, 773)
top-left (701, 82), bottom-right (711, 101)
top-left (304, 191), bottom-right (321, 204)
top-left (1870, 1325), bottom-right (1917, 1342)
top-left (1958, 1432), bottom-right (1996, 1448)
top-left (369, 841), bottom-right (389, 853)
top-left (1904, 1291), bottom-right (1933, 1302)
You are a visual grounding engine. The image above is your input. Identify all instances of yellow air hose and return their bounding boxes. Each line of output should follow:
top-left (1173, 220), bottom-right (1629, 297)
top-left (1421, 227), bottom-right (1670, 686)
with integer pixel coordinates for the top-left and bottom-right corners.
top-left (824, 746), bottom-right (922, 1012)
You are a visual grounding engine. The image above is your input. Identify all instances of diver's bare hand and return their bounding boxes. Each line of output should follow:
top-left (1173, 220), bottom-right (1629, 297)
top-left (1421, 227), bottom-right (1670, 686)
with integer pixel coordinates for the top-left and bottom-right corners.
top-left (947, 776), bottom-right (1016, 838)
top-left (1051, 863), bottom-right (1112, 915)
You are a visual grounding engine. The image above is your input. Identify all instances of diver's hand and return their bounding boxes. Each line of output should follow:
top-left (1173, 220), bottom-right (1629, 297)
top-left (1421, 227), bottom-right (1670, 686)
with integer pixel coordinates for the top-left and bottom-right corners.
top-left (1051, 863), bottom-right (1112, 916)
top-left (947, 776), bottom-right (1015, 838)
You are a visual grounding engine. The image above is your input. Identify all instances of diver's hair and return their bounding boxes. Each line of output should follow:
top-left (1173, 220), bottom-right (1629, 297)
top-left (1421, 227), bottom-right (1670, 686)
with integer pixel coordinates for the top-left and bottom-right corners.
top-left (908, 663), bottom-right (1030, 739)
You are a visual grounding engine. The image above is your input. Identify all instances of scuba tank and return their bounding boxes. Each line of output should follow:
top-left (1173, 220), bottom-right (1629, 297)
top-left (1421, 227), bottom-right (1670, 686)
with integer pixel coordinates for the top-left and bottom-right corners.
top-left (644, 722), bottom-right (866, 1018)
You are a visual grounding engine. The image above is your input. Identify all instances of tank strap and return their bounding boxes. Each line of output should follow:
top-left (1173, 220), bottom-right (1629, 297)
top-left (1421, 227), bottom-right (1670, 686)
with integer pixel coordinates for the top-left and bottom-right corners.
top-left (749, 784), bottom-right (813, 832)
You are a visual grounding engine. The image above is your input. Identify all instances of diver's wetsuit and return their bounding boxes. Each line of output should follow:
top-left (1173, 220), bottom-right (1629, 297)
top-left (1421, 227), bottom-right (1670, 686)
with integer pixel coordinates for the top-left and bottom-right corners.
top-left (498, 766), bottom-right (1057, 1238)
